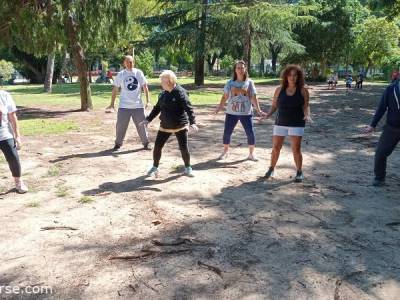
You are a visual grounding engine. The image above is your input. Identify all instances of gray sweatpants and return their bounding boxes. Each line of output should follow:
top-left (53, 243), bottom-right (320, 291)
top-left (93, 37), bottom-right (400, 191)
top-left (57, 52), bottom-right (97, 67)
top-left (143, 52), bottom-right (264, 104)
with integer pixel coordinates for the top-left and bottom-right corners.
top-left (115, 108), bottom-right (149, 147)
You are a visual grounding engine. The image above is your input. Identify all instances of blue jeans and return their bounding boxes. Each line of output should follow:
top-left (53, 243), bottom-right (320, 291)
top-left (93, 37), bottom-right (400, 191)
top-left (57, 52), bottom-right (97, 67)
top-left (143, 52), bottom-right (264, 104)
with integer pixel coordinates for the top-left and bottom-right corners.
top-left (223, 114), bottom-right (255, 145)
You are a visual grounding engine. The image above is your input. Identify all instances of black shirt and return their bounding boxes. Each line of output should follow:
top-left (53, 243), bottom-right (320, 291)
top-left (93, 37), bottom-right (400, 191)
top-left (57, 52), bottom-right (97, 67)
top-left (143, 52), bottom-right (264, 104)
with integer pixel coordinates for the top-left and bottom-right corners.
top-left (275, 87), bottom-right (305, 127)
top-left (146, 85), bottom-right (196, 129)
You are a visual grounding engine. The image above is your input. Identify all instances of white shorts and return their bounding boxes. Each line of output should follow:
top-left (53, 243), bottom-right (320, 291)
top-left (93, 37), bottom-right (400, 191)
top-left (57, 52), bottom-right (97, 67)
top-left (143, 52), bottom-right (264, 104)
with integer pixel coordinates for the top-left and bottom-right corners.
top-left (273, 125), bottom-right (305, 137)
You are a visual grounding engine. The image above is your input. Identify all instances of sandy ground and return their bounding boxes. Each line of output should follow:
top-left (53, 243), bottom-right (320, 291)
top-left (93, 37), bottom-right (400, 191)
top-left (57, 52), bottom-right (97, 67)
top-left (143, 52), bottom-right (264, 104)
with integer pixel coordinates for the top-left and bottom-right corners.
top-left (0, 83), bottom-right (399, 300)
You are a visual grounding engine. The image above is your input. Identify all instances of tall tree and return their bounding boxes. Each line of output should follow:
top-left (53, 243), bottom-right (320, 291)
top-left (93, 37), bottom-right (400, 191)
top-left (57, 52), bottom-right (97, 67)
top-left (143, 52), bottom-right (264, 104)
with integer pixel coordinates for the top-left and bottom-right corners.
top-left (0, 0), bottom-right (129, 111)
top-left (294, 0), bottom-right (367, 77)
top-left (352, 16), bottom-right (400, 74)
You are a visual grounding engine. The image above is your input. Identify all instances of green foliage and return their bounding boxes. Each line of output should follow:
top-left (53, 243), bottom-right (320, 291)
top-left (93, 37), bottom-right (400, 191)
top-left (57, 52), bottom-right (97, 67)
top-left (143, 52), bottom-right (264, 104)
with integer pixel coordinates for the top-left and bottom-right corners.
top-left (136, 50), bottom-right (155, 77)
top-left (220, 55), bottom-right (235, 70)
top-left (352, 16), bottom-right (400, 68)
top-left (0, 60), bottom-right (14, 81)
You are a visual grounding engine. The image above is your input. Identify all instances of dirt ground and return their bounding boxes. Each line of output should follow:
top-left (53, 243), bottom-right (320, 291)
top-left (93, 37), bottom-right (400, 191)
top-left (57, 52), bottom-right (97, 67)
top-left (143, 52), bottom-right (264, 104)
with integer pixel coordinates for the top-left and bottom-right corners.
top-left (1, 83), bottom-right (399, 300)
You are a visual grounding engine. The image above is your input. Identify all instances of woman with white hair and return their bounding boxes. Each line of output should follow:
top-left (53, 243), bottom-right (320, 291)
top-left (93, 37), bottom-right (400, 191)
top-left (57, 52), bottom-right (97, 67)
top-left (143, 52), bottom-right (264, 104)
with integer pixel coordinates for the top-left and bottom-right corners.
top-left (141, 70), bottom-right (198, 177)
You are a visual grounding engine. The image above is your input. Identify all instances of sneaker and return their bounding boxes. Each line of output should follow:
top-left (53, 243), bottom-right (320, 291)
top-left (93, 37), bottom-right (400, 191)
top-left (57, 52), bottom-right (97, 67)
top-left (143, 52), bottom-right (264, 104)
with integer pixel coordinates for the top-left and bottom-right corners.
top-left (147, 166), bottom-right (159, 178)
top-left (218, 151), bottom-right (228, 160)
top-left (143, 143), bottom-right (153, 150)
top-left (294, 170), bottom-right (304, 182)
top-left (112, 144), bottom-right (121, 152)
top-left (264, 167), bottom-right (274, 179)
top-left (247, 153), bottom-right (259, 161)
top-left (372, 178), bottom-right (385, 187)
top-left (184, 166), bottom-right (194, 177)
top-left (15, 180), bottom-right (29, 194)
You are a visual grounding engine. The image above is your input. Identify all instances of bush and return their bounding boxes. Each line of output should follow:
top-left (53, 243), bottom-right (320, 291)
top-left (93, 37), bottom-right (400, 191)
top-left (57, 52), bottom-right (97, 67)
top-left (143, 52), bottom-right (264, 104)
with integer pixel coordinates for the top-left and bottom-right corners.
top-left (135, 50), bottom-right (155, 77)
top-left (0, 60), bottom-right (15, 82)
top-left (220, 55), bottom-right (235, 74)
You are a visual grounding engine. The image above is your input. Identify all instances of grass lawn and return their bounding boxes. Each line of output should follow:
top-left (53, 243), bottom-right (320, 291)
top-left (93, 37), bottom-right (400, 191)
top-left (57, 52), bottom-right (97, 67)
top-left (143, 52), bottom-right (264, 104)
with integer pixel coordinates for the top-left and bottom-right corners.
top-left (19, 119), bottom-right (79, 136)
top-left (4, 76), bottom-right (279, 109)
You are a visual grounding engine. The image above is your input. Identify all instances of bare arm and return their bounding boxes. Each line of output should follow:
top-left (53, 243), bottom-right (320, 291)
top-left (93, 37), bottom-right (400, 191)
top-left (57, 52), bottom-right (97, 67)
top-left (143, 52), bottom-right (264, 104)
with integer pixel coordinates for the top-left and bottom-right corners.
top-left (214, 93), bottom-right (228, 114)
top-left (8, 112), bottom-right (22, 149)
top-left (142, 84), bottom-right (150, 107)
top-left (108, 85), bottom-right (119, 109)
top-left (301, 87), bottom-right (312, 122)
top-left (251, 94), bottom-right (264, 115)
top-left (265, 87), bottom-right (280, 118)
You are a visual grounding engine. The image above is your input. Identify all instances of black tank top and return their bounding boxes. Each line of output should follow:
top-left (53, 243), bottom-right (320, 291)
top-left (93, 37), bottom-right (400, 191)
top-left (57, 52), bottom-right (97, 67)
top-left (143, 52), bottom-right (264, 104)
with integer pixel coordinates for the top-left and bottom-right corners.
top-left (275, 87), bottom-right (305, 127)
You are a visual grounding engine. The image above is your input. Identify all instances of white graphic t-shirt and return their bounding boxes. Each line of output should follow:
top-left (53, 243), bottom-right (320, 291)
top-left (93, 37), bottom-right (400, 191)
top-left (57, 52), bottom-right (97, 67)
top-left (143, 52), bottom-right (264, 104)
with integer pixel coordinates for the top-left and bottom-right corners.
top-left (113, 68), bottom-right (148, 109)
top-left (0, 90), bottom-right (17, 141)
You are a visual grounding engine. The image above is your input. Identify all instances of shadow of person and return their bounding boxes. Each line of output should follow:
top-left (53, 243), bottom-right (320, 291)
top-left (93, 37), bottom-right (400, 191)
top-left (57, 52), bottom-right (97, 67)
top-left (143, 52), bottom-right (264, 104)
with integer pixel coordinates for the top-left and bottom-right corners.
top-left (50, 148), bottom-right (145, 163)
top-left (82, 174), bottom-right (182, 195)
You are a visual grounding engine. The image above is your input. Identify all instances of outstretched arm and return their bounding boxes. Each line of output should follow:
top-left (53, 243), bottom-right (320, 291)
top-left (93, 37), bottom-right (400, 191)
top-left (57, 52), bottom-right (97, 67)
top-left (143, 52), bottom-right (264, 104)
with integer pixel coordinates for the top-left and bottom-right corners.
top-left (263, 87), bottom-right (280, 119)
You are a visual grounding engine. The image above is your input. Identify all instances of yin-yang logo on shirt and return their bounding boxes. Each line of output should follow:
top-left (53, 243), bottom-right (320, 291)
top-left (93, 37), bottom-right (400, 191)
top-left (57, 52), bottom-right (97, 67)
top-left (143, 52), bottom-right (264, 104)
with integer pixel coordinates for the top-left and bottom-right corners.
top-left (125, 76), bottom-right (138, 91)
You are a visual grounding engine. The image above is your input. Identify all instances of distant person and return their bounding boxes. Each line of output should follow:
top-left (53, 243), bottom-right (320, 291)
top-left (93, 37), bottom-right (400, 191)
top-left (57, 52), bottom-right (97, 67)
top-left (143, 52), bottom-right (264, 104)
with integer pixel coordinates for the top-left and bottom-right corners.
top-left (141, 70), bottom-right (198, 177)
top-left (356, 71), bottom-right (364, 89)
top-left (214, 60), bottom-right (266, 161)
top-left (106, 70), bottom-right (113, 84)
top-left (363, 78), bottom-right (400, 186)
top-left (261, 64), bottom-right (312, 182)
top-left (345, 74), bottom-right (353, 93)
top-left (333, 73), bottom-right (338, 89)
top-left (327, 74), bottom-right (335, 90)
top-left (0, 88), bottom-right (28, 193)
top-left (106, 55), bottom-right (152, 151)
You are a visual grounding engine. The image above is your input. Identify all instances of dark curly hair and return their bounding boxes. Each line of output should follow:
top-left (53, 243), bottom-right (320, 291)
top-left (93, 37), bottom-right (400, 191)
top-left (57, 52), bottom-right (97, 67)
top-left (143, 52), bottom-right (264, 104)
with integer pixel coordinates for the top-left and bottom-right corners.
top-left (280, 64), bottom-right (305, 90)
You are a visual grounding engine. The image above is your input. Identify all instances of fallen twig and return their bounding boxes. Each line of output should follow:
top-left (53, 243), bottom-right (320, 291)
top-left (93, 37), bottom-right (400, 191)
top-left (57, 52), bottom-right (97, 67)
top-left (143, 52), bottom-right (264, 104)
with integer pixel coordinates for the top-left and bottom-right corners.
top-left (152, 238), bottom-right (188, 246)
top-left (40, 226), bottom-right (78, 231)
top-left (197, 260), bottom-right (223, 278)
top-left (109, 249), bottom-right (191, 260)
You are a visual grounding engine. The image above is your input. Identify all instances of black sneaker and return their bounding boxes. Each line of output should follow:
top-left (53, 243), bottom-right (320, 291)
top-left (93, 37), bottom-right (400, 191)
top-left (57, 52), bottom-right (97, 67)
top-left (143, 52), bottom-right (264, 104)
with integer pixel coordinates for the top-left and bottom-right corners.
top-left (112, 144), bottom-right (121, 152)
top-left (294, 170), bottom-right (304, 182)
top-left (264, 167), bottom-right (274, 179)
top-left (372, 178), bottom-right (385, 187)
top-left (143, 143), bottom-right (153, 150)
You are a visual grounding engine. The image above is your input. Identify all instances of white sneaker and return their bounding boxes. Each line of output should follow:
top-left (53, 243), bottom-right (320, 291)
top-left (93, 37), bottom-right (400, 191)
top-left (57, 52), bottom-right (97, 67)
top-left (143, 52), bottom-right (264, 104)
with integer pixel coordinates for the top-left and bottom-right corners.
top-left (15, 180), bottom-right (29, 194)
top-left (218, 151), bottom-right (228, 160)
top-left (247, 153), bottom-right (258, 161)
top-left (184, 166), bottom-right (194, 177)
top-left (147, 166), bottom-right (159, 178)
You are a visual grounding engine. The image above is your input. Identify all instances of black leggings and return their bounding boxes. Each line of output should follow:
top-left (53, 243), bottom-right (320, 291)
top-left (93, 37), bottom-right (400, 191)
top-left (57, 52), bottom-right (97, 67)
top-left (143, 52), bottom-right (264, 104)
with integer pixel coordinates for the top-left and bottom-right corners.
top-left (0, 138), bottom-right (21, 177)
top-left (153, 129), bottom-right (190, 167)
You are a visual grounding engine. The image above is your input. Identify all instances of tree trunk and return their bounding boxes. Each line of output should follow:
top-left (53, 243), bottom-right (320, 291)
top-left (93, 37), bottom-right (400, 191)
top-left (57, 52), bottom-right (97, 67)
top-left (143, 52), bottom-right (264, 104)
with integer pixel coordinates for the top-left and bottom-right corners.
top-left (88, 64), bottom-right (93, 84)
top-left (62, 1), bottom-right (92, 111)
top-left (269, 43), bottom-right (282, 75)
top-left (320, 57), bottom-right (328, 77)
top-left (259, 56), bottom-right (265, 76)
top-left (271, 52), bottom-right (278, 74)
top-left (207, 53), bottom-right (218, 73)
top-left (243, 22), bottom-right (252, 69)
top-left (44, 51), bottom-right (55, 93)
top-left (194, 0), bottom-right (208, 86)
top-left (365, 62), bottom-right (372, 78)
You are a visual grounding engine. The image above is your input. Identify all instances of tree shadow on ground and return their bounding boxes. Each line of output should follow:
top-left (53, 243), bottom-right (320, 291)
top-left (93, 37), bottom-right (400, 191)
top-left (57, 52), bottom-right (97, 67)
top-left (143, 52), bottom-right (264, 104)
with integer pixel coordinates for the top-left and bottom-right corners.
top-left (16, 106), bottom-right (81, 120)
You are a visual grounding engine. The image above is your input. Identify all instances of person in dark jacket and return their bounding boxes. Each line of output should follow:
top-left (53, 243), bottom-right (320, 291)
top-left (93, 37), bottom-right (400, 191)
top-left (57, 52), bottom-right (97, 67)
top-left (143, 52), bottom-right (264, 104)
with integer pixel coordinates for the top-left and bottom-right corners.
top-left (141, 70), bottom-right (198, 177)
top-left (364, 79), bottom-right (400, 186)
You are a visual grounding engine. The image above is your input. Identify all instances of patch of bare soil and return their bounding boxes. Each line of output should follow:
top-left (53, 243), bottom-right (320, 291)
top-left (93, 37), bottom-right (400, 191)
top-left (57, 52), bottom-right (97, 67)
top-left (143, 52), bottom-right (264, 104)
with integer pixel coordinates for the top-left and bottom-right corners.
top-left (1, 83), bottom-right (399, 299)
